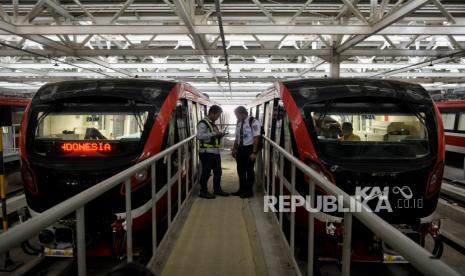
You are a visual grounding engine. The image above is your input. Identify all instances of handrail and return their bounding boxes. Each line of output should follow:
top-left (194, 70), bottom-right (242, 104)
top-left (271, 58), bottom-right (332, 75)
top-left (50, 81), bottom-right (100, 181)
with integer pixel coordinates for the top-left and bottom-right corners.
top-left (0, 135), bottom-right (197, 276)
top-left (262, 136), bottom-right (460, 276)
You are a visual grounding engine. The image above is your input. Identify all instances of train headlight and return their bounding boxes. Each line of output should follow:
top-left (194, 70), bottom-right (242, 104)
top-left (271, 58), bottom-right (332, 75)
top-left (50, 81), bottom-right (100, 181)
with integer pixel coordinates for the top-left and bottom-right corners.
top-left (426, 162), bottom-right (443, 198)
top-left (39, 229), bottom-right (55, 244)
top-left (430, 174), bottom-right (437, 186)
top-left (135, 169), bottom-right (148, 182)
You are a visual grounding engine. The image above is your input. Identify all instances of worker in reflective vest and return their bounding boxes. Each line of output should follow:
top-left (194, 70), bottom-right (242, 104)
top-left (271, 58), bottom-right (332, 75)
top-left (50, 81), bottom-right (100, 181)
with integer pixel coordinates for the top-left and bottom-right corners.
top-left (196, 105), bottom-right (229, 199)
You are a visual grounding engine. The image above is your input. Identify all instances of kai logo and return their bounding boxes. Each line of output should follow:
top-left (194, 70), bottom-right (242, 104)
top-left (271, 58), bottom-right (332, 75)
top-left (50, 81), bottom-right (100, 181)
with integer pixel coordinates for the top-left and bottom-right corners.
top-left (355, 186), bottom-right (392, 212)
top-left (355, 185), bottom-right (422, 212)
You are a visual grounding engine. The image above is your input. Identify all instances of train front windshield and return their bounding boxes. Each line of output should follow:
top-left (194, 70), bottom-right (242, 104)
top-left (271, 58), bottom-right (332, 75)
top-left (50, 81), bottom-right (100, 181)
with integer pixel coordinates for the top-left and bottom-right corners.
top-left (305, 101), bottom-right (433, 160)
top-left (35, 112), bottom-right (148, 141)
top-left (29, 103), bottom-right (153, 158)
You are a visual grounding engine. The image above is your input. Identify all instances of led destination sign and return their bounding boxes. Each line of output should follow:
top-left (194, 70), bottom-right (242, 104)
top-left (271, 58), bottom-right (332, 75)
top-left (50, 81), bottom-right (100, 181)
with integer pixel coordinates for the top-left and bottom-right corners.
top-left (61, 142), bottom-right (112, 153)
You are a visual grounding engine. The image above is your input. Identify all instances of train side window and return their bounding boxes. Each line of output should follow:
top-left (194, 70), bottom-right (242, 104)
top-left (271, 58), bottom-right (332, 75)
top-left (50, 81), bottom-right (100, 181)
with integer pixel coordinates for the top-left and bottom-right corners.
top-left (283, 114), bottom-right (293, 182)
top-left (274, 104), bottom-right (285, 144)
top-left (258, 104), bottom-right (264, 124)
top-left (176, 101), bottom-right (188, 142)
top-left (441, 113), bottom-right (456, 130)
top-left (198, 104), bottom-right (204, 122)
top-left (263, 102), bottom-right (271, 137)
top-left (164, 106), bottom-right (181, 177)
top-left (189, 102), bottom-right (198, 134)
top-left (458, 113), bottom-right (465, 131)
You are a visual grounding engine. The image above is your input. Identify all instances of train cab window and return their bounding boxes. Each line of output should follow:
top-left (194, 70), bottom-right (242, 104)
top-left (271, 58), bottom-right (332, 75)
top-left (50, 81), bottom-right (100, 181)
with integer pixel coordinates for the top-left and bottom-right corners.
top-left (35, 111), bottom-right (149, 141)
top-left (304, 101), bottom-right (433, 160)
top-left (458, 113), bottom-right (465, 131)
top-left (441, 113), bottom-right (456, 130)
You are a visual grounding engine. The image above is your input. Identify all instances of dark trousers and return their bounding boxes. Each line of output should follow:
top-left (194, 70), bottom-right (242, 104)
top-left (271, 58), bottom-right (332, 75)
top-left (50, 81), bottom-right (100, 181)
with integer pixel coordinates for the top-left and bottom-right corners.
top-left (236, 145), bottom-right (255, 193)
top-left (199, 152), bottom-right (222, 192)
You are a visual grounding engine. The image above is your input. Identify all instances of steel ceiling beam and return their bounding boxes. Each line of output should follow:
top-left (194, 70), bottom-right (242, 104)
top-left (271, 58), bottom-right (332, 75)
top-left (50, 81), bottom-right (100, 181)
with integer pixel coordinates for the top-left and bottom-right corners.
top-left (0, 48), bottom-right (460, 57)
top-left (1, 77), bottom-right (462, 85)
top-left (4, 24), bottom-right (465, 35)
top-left (337, 0), bottom-right (430, 53)
top-left (172, 0), bottom-right (224, 95)
top-left (0, 71), bottom-right (463, 78)
top-left (44, 0), bottom-right (77, 21)
top-left (371, 50), bottom-right (465, 77)
top-left (0, 20), bottom-right (133, 77)
top-left (432, 0), bottom-right (456, 24)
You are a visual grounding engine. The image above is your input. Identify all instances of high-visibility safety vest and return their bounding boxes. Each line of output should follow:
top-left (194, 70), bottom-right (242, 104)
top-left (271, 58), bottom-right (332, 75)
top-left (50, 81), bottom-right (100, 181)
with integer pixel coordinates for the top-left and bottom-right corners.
top-left (199, 118), bottom-right (220, 148)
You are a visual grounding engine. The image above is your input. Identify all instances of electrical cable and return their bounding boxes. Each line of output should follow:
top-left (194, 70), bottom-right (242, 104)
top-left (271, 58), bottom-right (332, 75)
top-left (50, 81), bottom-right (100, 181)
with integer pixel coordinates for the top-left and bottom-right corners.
top-left (214, 0), bottom-right (233, 100)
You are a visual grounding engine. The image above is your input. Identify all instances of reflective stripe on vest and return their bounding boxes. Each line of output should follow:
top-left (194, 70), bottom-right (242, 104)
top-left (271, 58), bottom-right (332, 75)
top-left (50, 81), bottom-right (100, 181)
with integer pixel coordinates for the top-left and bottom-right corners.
top-left (200, 119), bottom-right (220, 148)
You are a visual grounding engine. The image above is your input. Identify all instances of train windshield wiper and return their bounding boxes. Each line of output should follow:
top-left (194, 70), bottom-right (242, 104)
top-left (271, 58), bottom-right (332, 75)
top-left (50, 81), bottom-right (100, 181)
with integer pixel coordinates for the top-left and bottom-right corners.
top-left (129, 100), bottom-right (144, 133)
top-left (405, 101), bottom-right (426, 127)
top-left (36, 102), bottom-right (61, 131)
top-left (316, 100), bottom-right (333, 129)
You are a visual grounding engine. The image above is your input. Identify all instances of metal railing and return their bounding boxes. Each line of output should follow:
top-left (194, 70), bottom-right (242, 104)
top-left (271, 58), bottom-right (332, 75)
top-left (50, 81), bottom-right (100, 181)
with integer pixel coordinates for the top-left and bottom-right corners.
top-left (262, 136), bottom-right (460, 276)
top-left (1, 124), bottom-right (19, 154)
top-left (0, 135), bottom-right (197, 276)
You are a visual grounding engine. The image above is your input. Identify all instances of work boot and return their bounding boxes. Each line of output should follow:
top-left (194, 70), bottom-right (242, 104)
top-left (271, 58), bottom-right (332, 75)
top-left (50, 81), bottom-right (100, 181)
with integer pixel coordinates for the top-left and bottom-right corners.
top-left (231, 190), bottom-right (244, 196)
top-left (199, 191), bottom-right (215, 199)
top-left (240, 192), bottom-right (253, 198)
top-left (214, 190), bottom-right (230, 197)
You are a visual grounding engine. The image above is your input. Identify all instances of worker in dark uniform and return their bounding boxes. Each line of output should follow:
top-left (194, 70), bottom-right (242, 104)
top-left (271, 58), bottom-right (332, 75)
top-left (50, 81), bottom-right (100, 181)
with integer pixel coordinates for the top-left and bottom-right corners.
top-left (231, 106), bottom-right (261, 198)
top-left (196, 105), bottom-right (229, 199)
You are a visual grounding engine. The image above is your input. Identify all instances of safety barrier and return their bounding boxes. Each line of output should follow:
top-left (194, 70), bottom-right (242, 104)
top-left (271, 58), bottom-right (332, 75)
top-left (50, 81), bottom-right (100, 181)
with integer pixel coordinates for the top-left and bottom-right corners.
top-left (262, 136), bottom-right (460, 276)
top-left (0, 135), bottom-right (197, 276)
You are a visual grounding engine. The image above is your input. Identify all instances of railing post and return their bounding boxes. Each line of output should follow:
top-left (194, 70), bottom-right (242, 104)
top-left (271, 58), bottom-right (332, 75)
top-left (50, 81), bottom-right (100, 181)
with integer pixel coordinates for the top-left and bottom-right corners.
top-left (342, 212), bottom-right (353, 276)
top-left (76, 206), bottom-right (86, 276)
top-left (290, 164), bottom-right (296, 255)
top-left (279, 153), bottom-right (284, 225)
top-left (151, 163), bottom-right (157, 255)
top-left (167, 154), bottom-right (172, 227)
top-left (271, 149), bottom-right (276, 198)
top-left (125, 178), bottom-right (133, 262)
top-left (307, 180), bottom-right (315, 276)
top-left (12, 125), bottom-right (16, 151)
top-left (185, 144), bottom-right (189, 199)
top-left (178, 148), bottom-right (182, 213)
top-left (265, 140), bottom-right (270, 195)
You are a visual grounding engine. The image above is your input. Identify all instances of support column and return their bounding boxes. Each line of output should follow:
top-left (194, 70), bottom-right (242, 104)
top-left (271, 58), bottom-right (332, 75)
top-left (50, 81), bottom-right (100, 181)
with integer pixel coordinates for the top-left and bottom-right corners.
top-left (330, 56), bottom-right (340, 78)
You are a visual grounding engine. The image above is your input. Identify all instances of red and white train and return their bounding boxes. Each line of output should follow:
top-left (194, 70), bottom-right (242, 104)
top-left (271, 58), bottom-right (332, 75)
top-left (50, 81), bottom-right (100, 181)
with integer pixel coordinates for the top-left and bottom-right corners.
top-left (250, 78), bottom-right (445, 262)
top-left (436, 100), bottom-right (465, 155)
top-left (0, 96), bottom-right (30, 154)
top-left (19, 79), bottom-right (215, 257)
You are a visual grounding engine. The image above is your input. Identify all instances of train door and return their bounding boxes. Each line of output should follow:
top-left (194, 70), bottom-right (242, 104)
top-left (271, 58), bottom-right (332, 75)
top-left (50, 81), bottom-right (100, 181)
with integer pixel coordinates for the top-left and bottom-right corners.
top-left (188, 101), bottom-right (199, 182)
top-left (262, 102), bottom-right (272, 190)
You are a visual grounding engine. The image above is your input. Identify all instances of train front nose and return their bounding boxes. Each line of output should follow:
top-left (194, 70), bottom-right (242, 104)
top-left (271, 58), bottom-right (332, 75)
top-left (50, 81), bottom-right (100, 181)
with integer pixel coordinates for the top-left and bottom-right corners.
top-left (333, 167), bottom-right (435, 223)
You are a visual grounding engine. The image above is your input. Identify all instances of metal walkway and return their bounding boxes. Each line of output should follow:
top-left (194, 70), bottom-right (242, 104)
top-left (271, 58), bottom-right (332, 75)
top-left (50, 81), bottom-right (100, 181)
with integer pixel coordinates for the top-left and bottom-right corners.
top-left (0, 136), bottom-right (462, 276)
top-left (152, 154), bottom-right (295, 276)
